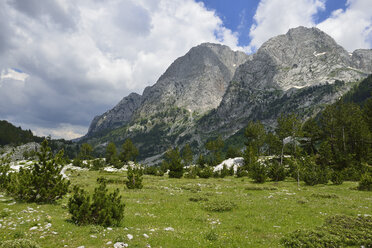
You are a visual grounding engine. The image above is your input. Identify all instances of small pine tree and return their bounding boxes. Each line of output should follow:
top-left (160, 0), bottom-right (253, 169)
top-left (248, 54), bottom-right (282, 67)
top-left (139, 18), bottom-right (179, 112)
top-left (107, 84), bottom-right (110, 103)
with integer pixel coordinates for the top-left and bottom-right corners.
top-left (79, 143), bottom-right (93, 160)
top-left (8, 139), bottom-right (70, 203)
top-left (0, 154), bottom-right (11, 190)
top-left (126, 164), bottom-right (143, 189)
top-left (164, 148), bottom-right (183, 178)
top-left (182, 144), bottom-right (193, 167)
top-left (68, 186), bottom-right (92, 225)
top-left (220, 164), bottom-right (229, 178)
top-left (268, 159), bottom-right (286, 181)
top-left (120, 139), bottom-right (139, 163)
top-left (68, 178), bottom-right (125, 227)
top-left (197, 166), bottom-right (213, 178)
top-left (249, 161), bottom-right (268, 183)
top-left (105, 142), bottom-right (119, 166)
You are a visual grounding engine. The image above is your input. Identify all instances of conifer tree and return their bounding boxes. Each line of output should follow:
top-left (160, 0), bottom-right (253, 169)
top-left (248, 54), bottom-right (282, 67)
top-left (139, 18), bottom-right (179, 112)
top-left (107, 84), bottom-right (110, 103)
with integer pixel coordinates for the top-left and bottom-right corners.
top-left (126, 164), bottom-right (143, 189)
top-left (120, 139), bottom-right (139, 163)
top-left (8, 139), bottom-right (70, 203)
top-left (182, 144), bottom-right (193, 166)
top-left (164, 148), bottom-right (183, 178)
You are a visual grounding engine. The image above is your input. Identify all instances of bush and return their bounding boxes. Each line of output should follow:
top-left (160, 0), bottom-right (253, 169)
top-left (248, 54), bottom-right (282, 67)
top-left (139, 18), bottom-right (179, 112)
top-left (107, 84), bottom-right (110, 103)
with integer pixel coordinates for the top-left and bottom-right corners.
top-left (164, 148), bottom-right (183, 178)
top-left (281, 215), bottom-right (372, 247)
top-left (236, 166), bottom-right (248, 177)
top-left (72, 158), bottom-right (85, 168)
top-left (358, 173), bottom-right (372, 191)
top-left (330, 170), bottom-right (344, 185)
top-left (68, 178), bottom-right (125, 227)
top-left (0, 239), bottom-right (40, 248)
top-left (183, 166), bottom-right (198, 179)
top-left (197, 166), bottom-right (213, 178)
top-left (203, 200), bottom-right (236, 212)
top-left (90, 159), bottom-right (106, 171)
top-left (301, 156), bottom-right (329, 186)
top-left (0, 154), bottom-right (11, 190)
top-left (268, 159), bottom-right (286, 181)
top-left (249, 162), bottom-right (268, 183)
top-left (7, 139), bottom-right (70, 203)
top-left (126, 165), bottom-right (143, 189)
top-left (220, 164), bottom-right (230, 178)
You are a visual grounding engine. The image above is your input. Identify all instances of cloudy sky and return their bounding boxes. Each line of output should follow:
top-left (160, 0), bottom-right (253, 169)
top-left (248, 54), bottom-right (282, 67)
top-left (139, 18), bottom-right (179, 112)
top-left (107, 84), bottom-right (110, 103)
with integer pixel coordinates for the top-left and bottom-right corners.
top-left (0, 0), bottom-right (371, 139)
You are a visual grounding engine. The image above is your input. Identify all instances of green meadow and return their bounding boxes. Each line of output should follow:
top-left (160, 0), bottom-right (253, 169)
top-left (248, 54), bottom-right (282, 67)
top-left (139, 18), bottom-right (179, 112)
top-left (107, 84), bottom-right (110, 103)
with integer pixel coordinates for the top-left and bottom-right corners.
top-left (0, 169), bottom-right (371, 248)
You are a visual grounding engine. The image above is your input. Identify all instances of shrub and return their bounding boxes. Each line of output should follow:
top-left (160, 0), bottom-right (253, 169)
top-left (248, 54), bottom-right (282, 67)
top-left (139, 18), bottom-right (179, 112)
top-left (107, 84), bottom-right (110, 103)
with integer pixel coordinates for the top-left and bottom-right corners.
top-left (0, 154), bottom-right (11, 190)
top-left (220, 164), bottom-right (230, 178)
top-left (197, 166), bottom-right (213, 178)
top-left (268, 159), bottom-right (286, 181)
top-left (0, 239), bottom-right (40, 248)
top-left (183, 166), bottom-right (198, 179)
top-left (249, 162), bottom-right (268, 183)
top-left (72, 158), bottom-right (84, 168)
top-left (7, 139), bottom-right (70, 203)
top-left (236, 166), bottom-right (248, 177)
top-left (126, 165), bottom-right (143, 189)
top-left (330, 170), bottom-right (344, 185)
top-left (358, 173), bottom-right (372, 191)
top-left (164, 148), bottom-right (183, 178)
top-left (90, 159), bottom-right (106, 171)
top-left (281, 215), bottom-right (372, 247)
top-left (68, 178), bottom-right (125, 227)
top-left (68, 186), bottom-right (91, 225)
top-left (301, 156), bottom-right (329, 186)
top-left (203, 200), bottom-right (236, 212)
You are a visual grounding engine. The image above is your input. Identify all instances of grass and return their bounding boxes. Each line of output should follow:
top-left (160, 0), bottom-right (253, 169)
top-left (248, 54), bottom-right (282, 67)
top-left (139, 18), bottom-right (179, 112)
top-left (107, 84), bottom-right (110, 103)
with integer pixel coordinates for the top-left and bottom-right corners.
top-left (0, 170), bottom-right (371, 247)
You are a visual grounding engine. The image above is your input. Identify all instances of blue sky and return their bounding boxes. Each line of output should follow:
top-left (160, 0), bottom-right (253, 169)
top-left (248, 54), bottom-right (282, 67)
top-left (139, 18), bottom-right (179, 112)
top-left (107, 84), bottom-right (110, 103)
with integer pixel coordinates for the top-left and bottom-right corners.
top-left (198, 0), bottom-right (348, 47)
top-left (0, 0), bottom-right (371, 139)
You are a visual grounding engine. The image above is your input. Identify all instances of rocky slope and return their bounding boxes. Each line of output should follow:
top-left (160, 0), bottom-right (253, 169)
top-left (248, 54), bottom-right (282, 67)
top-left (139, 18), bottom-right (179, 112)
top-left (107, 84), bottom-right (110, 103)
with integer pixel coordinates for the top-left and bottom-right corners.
top-left (82, 26), bottom-right (372, 161)
top-left (199, 27), bottom-right (370, 135)
top-left (87, 93), bottom-right (142, 135)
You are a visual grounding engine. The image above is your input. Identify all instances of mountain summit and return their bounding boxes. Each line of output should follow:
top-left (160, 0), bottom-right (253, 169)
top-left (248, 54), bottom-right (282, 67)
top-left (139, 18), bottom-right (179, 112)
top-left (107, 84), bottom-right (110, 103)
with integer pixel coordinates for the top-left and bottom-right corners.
top-left (82, 26), bottom-right (372, 162)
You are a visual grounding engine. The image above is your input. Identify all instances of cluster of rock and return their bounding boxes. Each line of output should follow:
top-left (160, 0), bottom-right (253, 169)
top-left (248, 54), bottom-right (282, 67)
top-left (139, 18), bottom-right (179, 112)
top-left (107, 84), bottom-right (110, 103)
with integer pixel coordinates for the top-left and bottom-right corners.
top-left (0, 142), bottom-right (40, 161)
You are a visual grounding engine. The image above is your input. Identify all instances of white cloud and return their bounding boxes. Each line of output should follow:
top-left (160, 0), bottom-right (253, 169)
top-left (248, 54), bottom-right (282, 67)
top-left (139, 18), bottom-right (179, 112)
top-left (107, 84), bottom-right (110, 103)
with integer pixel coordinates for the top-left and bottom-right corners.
top-left (249, 0), bottom-right (325, 50)
top-left (0, 0), bottom-right (244, 139)
top-left (317, 0), bottom-right (372, 51)
top-left (0, 68), bottom-right (29, 82)
top-left (31, 123), bottom-right (88, 140)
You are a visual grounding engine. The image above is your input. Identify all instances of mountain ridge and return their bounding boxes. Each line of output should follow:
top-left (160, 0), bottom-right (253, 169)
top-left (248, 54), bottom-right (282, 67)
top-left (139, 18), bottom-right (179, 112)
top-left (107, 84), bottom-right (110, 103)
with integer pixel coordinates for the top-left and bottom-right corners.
top-left (81, 26), bottom-right (372, 162)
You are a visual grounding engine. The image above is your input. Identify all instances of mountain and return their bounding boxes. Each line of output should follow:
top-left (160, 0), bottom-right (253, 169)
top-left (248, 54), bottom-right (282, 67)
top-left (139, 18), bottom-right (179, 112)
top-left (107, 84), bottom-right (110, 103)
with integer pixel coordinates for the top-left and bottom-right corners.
top-left (198, 26), bottom-right (371, 135)
top-left (0, 120), bottom-right (43, 146)
top-left (81, 26), bottom-right (372, 162)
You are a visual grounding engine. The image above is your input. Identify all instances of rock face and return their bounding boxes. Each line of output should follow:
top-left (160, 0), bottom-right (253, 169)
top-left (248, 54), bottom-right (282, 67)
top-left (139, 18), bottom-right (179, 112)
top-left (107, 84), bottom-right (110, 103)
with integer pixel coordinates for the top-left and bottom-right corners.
top-left (137, 43), bottom-right (250, 117)
top-left (201, 26), bottom-right (370, 133)
top-left (82, 26), bottom-right (372, 161)
top-left (352, 49), bottom-right (372, 73)
top-left (87, 93), bottom-right (142, 135)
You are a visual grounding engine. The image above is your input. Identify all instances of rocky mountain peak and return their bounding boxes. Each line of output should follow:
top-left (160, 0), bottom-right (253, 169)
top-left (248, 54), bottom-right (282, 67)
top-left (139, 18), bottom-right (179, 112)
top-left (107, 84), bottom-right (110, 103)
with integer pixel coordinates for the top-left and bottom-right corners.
top-left (87, 92), bottom-right (142, 135)
top-left (232, 26), bottom-right (364, 91)
top-left (138, 42), bottom-right (250, 116)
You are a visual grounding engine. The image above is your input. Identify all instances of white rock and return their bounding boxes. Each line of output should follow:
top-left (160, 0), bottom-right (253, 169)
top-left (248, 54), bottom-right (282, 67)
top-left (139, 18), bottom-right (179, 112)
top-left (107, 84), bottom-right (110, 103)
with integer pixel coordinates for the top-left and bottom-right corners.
top-left (164, 227), bottom-right (174, 231)
top-left (114, 242), bottom-right (128, 248)
top-left (127, 234), bottom-right (133, 240)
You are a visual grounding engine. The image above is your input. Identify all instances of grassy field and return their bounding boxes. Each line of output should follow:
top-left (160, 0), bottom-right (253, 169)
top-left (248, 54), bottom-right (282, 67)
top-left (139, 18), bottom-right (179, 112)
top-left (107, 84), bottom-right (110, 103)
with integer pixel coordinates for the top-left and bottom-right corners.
top-left (0, 169), bottom-right (371, 247)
